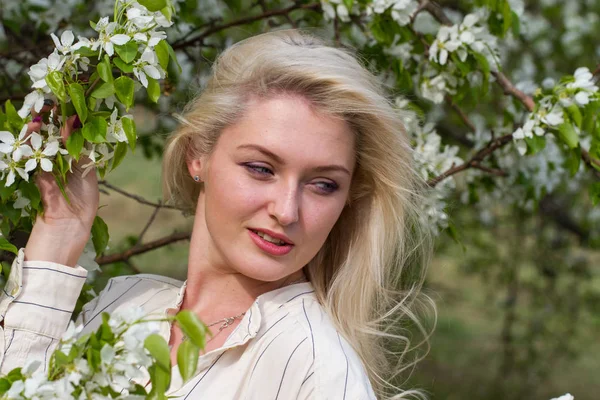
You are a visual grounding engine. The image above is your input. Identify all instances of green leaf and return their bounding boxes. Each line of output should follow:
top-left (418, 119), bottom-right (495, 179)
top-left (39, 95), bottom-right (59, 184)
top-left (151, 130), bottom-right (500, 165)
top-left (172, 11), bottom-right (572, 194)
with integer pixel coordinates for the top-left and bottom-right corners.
top-left (558, 121), bottom-right (579, 149)
top-left (121, 117), bottom-right (137, 151)
top-left (146, 78), bottom-right (161, 103)
top-left (177, 340), bottom-right (199, 383)
top-left (450, 52), bottom-right (470, 76)
top-left (138, 0), bottom-right (167, 12)
top-left (111, 142), bottom-right (128, 171)
top-left (19, 180), bottom-right (41, 209)
top-left (114, 76), bottom-right (135, 109)
top-left (45, 71), bottom-right (67, 102)
top-left (524, 135), bottom-right (546, 155)
top-left (0, 378), bottom-right (11, 395)
top-left (147, 365), bottom-right (170, 400)
top-left (113, 57), bottom-right (134, 73)
top-left (502, 0), bottom-right (512, 36)
top-left (155, 40), bottom-right (170, 71)
top-left (175, 310), bottom-right (208, 350)
top-left (115, 41), bottom-right (138, 64)
top-left (590, 182), bottom-right (600, 206)
top-left (67, 83), bottom-right (88, 124)
top-left (97, 55), bottom-right (113, 83)
top-left (0, 238), bottom-right (17, 255)
top-left (511, 11), bottom-right (520, 37)
top-left (91, 216), bottom-right (109, 255)
top-left (564, 147), bottom-right (581, 176)
top-left (472, 52), bottom-right (490, 94)
top-left (87, 97), bottom-right (97, 111)
top-left (66, 130), bottom-right (85, 160)
top-left (4, 100), bottom-right (23, 131)
top-left (165, 41), bottom-right (182, 74)
top-left (0, 183), bottom-right (15, 202)
top-left (565, 104), bottom-right (582, 128)
top-left (144, 334), bottom-right (171, 372)
top-left (82, 116), bottom-right (108, 143)
top-left (74, 46), bottom-right (98, 58)
top-left (90, 81), bottom-right (115, 99)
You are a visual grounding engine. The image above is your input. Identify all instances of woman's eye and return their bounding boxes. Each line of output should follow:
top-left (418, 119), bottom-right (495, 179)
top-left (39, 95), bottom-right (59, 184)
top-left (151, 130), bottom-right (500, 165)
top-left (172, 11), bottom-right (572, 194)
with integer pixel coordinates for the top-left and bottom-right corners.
top-left (245, 164), bottom-right (273, 175)
top-left (314, 181), bottom-right (338, 194)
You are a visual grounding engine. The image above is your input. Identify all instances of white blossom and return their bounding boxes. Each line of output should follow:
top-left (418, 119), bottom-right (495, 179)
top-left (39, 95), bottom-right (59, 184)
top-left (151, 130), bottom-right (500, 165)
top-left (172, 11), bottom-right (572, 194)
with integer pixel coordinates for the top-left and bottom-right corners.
top-left (51, 30), bottom-right (76, 55)
top-left (28, 50), bottom-right (67, 91)
top-left (18, 89), bottom-right (46, 118)
top-left (24, 133), bottom-right (59, 172)
top-left (0, 125), bottom-right (33, 161)
top-left (133, 48), bottom-right (164, 88)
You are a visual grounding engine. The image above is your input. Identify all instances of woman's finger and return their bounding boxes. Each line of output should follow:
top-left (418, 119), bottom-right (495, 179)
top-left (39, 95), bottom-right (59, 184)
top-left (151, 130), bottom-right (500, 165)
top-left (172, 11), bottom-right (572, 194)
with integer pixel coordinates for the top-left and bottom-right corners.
top-left (60, 115), bottom-right (82, 146)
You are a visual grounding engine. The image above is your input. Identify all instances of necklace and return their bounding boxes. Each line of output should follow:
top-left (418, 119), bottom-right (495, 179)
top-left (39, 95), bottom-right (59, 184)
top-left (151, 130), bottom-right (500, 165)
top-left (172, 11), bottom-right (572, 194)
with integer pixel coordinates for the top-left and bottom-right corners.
top-left (180, 276), bottom-right (308, 343)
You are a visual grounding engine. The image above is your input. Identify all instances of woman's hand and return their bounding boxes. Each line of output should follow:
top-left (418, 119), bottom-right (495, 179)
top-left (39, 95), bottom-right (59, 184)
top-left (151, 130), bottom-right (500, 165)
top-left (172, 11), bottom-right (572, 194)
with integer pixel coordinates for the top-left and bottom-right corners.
top-left (24, 106), bottom-right (100, 267)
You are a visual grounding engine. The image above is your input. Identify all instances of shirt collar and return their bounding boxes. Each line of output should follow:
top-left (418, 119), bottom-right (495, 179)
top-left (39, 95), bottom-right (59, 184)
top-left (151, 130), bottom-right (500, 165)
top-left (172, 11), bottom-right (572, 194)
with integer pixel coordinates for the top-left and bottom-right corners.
top-left (167, 280), bottom-right (316, 348)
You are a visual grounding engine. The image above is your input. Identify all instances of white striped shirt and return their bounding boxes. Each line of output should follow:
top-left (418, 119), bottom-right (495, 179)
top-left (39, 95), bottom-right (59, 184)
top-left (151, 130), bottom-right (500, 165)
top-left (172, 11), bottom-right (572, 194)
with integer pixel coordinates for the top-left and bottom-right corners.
top-left (0, 249), bottom-right (377, 399)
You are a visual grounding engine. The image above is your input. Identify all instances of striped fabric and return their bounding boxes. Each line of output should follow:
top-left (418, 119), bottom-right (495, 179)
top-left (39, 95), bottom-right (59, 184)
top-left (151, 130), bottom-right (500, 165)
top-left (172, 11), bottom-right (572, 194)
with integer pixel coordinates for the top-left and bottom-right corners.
top-left (0, 249), bottom-right (377, 399)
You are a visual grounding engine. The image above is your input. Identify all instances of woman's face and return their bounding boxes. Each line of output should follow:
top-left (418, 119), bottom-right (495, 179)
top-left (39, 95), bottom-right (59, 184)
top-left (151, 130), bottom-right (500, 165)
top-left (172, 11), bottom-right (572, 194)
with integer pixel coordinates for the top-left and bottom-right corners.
top-left (190, 93), bottom-right (355, 283)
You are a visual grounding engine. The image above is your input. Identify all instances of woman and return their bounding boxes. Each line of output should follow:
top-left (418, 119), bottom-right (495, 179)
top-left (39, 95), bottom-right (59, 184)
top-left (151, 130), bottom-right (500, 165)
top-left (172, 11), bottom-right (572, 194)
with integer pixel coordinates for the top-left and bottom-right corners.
top-left (0, 29), bottom-right (432, 399)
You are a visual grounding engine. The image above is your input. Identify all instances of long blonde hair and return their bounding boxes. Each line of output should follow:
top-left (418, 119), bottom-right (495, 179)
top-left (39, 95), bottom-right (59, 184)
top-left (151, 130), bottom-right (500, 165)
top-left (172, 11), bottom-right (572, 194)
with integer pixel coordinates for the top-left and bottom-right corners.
top-left (162, 29), bottom-right (434, 399)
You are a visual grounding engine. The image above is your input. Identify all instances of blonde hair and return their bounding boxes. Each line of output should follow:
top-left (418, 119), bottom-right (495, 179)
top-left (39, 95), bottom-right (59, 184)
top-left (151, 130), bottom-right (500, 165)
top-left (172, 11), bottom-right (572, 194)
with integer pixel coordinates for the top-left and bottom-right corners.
top-left (162, 29), bottom-right (434, 399)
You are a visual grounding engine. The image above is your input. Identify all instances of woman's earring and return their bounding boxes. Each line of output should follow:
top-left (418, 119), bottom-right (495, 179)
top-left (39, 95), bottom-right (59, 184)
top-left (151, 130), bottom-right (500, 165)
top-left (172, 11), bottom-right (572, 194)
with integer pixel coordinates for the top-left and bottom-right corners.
top-left (194, 175), bottom-right (201, 182)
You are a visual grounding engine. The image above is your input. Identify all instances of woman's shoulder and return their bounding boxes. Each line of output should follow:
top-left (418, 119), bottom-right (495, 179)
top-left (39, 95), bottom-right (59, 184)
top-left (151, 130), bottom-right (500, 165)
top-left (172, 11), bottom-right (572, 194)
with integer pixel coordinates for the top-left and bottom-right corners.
top-left (277, 294), bottom-right (377, 399)
top-left (78, 273), bottom-right (184, 332)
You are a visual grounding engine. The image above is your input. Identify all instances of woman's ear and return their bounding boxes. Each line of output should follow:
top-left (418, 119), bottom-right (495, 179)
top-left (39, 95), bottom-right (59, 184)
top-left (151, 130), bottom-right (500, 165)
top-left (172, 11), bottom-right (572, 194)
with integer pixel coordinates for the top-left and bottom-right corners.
top-left (186, 148), bottom-right (207, 182)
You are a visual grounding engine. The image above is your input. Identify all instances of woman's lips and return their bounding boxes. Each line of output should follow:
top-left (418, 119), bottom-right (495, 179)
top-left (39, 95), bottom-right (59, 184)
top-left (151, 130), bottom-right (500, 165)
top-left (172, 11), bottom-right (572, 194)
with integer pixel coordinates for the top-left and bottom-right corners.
top-left (248, 229), bottom-right (294, 256)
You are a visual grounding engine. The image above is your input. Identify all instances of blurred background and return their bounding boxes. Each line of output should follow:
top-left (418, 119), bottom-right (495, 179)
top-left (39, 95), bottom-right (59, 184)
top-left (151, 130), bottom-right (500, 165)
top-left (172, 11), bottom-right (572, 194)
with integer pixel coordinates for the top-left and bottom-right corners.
top-left (1, 0), bottom-right (600, 399)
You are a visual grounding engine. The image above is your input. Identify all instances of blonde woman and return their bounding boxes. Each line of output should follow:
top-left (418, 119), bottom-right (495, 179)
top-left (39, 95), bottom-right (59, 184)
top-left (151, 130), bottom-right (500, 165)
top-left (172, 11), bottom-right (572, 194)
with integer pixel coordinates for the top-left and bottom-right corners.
top-left (0, 29), bottom-right (432, 399)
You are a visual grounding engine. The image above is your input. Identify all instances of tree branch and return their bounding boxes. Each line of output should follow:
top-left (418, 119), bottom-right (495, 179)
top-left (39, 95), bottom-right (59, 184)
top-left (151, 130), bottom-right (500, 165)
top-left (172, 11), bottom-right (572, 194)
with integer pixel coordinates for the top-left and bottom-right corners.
top-left (96, 231), bottom-right (191, 265)
top-left (98, 180), bottom-right (184, 210)
top-left (428, 133), bottom-right (513, 186)
top-left (172, 2), bottom-right (321, 50)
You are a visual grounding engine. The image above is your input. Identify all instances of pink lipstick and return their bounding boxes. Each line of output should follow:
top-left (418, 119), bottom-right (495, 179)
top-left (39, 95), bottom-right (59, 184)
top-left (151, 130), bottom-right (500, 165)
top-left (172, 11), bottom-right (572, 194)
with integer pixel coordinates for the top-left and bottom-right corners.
top-left (248, 229), bottom-right (294, 256)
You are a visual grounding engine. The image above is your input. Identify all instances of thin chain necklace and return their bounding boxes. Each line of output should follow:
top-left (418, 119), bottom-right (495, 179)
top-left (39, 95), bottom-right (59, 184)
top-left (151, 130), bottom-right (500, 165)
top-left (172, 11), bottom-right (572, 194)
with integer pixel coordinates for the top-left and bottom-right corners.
top-left (180, 276), bottom-right (307, 343)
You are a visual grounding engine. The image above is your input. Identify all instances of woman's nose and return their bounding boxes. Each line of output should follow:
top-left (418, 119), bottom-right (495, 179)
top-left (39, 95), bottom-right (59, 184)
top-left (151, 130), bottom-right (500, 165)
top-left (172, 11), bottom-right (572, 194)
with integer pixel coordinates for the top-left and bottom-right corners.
top-left (268, 183), bottom-right (299, 226)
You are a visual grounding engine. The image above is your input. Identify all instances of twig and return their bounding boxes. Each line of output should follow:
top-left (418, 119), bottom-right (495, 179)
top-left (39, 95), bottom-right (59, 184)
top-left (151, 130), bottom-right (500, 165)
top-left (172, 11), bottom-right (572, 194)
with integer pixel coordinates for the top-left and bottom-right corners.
top-left (492, 71), bottom-right (535, 112)
top-left (84, 78), bottom-right (101, 97)
top-left (428, 133), bottom-right (513, 186)
top-left (172, 2), bottom-right (321, 50)
top-left (98, 180), bottom-right (184, 210)
top-left (445, 95), bottom-right (476, 132)
top-left (135, 203), bottom-right (162, 246)
top-left (96, 231), bottom-right (191, 265)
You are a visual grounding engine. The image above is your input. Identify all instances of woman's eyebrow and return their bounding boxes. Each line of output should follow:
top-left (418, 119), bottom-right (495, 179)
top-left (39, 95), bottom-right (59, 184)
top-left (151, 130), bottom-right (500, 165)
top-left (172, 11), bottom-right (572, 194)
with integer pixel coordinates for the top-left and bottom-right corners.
top-left (236, 144), bottom-right (351, 176)
top-left (237, 144), bottom-right (284, 164)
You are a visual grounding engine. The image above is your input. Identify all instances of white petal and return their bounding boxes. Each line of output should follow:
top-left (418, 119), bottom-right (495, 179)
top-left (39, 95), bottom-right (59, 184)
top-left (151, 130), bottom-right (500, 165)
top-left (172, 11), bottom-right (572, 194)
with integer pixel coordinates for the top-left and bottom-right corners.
top-left (463, 14), bottom-right (478, 28)
top-left (18, 124), bottom-right (29, 140)
top-left (62, 30), bottom-right (75, 46)
top-left (16, 168), bottom-right (29, 181)
top-left (51, 33), bottom-right (62, 49)
top-left (439, 49), bottom-right (448, 65)
top-left (105, 42), bottom-right (114, 57)
top-left (0, 144), bottom-right (13, 153)
top-left (24, 159), bottom-right (37, 172)
top-left (133, 33), bottom-right (147, 42)
top-left (140, 49), bottom-right (156, 64)
top-left (40, 158), bottom-right (53, 172)
top-left (42, 141), bottom-right (59, 156)
top-left (139, 71), bottom-right (148, 88)
top-left (110, 34), bottom-right (131, 45)
top-left (575, 91), bottom-right (590, 105)
top-left (6, 170), bottom-right (15, 187)
top-left (0, 131), bottom-right (15, 145)
top-left (143, 65), bottom-right (161, 79)
top-left (30, 132), bottom-right (42, 150)
top-left (34, 95), bottom-right (45, 113)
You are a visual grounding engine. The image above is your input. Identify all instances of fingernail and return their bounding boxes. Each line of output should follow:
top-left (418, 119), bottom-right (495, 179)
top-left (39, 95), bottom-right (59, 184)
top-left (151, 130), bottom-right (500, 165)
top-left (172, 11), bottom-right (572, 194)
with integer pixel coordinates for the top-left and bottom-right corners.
top-left (43, 99), bottom-right (54, 107)
top-left (73, 115), bottom-right (82, 130)
top-left (32, 115), bottom-right (42, 123)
